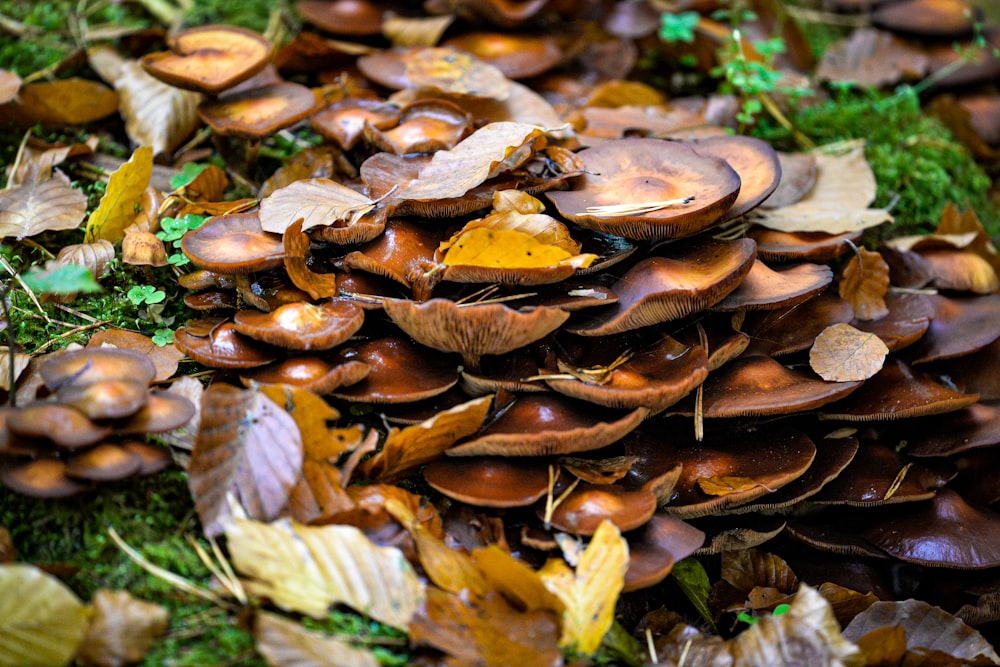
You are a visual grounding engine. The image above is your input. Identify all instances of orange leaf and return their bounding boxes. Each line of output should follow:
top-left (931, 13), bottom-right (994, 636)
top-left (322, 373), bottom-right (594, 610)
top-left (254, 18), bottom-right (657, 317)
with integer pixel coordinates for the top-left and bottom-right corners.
top-left (15, 78), bottom-right (119, 125)
top-left (838, 247), bottom-right (889, 320)
top-left (809, 323), bottom-right (888, 382)
top-left (696, 475), bottom-right (768, 497)
top-left (282, 219), bottom-right (338, 300)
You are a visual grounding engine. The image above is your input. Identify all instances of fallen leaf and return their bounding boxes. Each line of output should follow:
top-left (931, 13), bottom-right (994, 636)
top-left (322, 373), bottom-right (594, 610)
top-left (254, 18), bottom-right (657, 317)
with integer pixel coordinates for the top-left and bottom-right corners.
top-left (0, 563), bottom-right (91, 667)
top-left (720, 548), bottom-right (799, 596)
top-left (472, 546), bottom-right (565, 615)
top-left (404, 47), bottom-right (510, 100)
top-left (15, 78), bottom-right (119, 125)
top-left (259, 179), bottom-right (376, 234)
top-left (0, 348), bottom-right (31, 391)
top-left (697, 476), bottom-right (768, 497)
top-left (810, 323), bottom-right (889, 382)
top-left (114, 60), bottom-right (203, 157)
top-left (55, 240), bottom-right (115, 280)
top-left (254, 611), bottom-right (380, 667)
top-left (0, 69), bottom-right (20, 104)
top-left (853, 625), bottom-right (907, 667)
top-left (160, 375), bottom-right (203, 452)
top-left (839, 247), bottom-right (890, 320)
top-left (383, 14), bottom-right (454, 47)
top-left (282, 219), bottom-right (339, 300)
top-left (84, 146), bottom-right (154, 244)
top-left (817, 28), bottom-right (929, 88)
top-left (225, 517), bottom-right (425, 629)
top-left (75, 590), bottom-right (168, 667)
top-left (188, 383), bottom-right (303, 537)
top-left (539, 520), bottom-right (629, 655)
top-left (87, 329), bottom-right (185, 382)
top-left (0, 169), bottom-right (87, 240)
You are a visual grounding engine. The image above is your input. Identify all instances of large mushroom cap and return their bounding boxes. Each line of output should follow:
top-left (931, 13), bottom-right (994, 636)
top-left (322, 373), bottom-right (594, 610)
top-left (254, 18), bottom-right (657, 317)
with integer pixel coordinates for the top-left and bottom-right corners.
top-left (908, 294), bottom-right (1000, 365)
top-left (872, 0), bottom-right (979, 38)
top-left (442, 32), bottom-right (563, 79)
top-left (240, 356), bottom-right (370, 394)
top-left (180, 212), bottom-right (285, 274)
top-left (295, 0), bottom-right (386, 35)
top-left (624, 514), bottom-right (705, 592)
top-left (118, 392), bottom-right (197, 434)
top-left (40, 348), bottom-right (156, 389)
top-left (712, 260), bottom-right (833, 312)
top-left (173, 319), bottom-right (281, 370)
top-left (56, 379), bottom-right (150, 421)
top-left (423, 456), bottom-right (552, 508)
top-left (198, 81), bottom-right (318, 139)
top-left (65, 443), bottom-right (144, 482)
top-left (233, 301), bottom-right (364, 351)
top-left (545, 138), bottom-right (741, 240)
top-left (691, 135), bottom-right (781, 220)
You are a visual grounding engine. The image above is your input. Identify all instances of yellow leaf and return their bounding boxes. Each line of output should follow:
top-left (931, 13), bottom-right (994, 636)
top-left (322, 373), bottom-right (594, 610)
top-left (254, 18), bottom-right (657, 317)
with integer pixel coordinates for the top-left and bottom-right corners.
top-left (255, 612), bottom-right (380, 667)
top-left (444, 228), bottom-right (577, 268)
top-left (538, 520), bottom-right (628, 655)
top-left (809, 323), bottom-right (889, 382)
top-left (84, 146), bottom-right (154, 244)
top-left (697, 475), bottom-right (768, 497)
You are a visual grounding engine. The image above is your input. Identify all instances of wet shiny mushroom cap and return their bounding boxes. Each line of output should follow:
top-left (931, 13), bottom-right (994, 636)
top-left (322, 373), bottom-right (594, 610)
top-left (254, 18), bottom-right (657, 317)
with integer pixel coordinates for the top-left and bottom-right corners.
top-left (295, 0), bottom-right (386, 36)
top-left (180, 212), bottom-right (285, 274)
top-left (173, 319), bottom-right (282, 370)
top-left (328, 336), bottom-right (459, 403)
top-left (423, 456), bottom-right (553, 508)
top-left (56, 379), bottom-right (150, 421)
top-left (233, 301), bottom-right (364, 351)
top-left (543, 482), bottom-right (658, 535)
top-left (240, 356), bottom-right (370, 394)
top-left (198, 81), bottom-right (318, 139)
top-left (442, 32), bottom-right (563, 79)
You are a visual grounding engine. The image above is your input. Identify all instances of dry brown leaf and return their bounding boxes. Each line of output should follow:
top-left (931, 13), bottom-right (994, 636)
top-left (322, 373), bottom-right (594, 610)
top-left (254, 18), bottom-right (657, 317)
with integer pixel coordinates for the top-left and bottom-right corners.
top-left (383, 14), bottom-right (454, 47)
top-left (177, 164), bottom-right (229, 201)
top-left (259, 179), bottom-right (375, 234)
top-left (358, 395), bottom-right (491, 483)
top-left (0, 564), bottom-right (91, 667)
top-left (0, 347), bottom-right (31, 392)
top-left (15, 78), bottom-right (119, 125)
top-left (0, 169), bottom-right (87, 240)
top-left (817, 28), bottom-right (929, 88)
top-left (84, 146), bottom-right (154, 244)
top-left (853, 625), bottom-right (907, 667)
top-left (404, 47), bottom-right (510, 100)
top-left (254, 612), bottom-right (379, 667)
top-left (721, 548), bottom-right (799, 596)
top-left (472, 546), bottom-right (565, 615)
top-left (810, 323), bottom-right (889, 382)
top-left (282, 219), bottom-right (338, 300)
top-left (225, 517), bottom-right (425, 629)
top-left (9, 137), bottom-right (98, 187)
top-left (114, 60), bottom-right (203, 157)
top-left (697, 476), bottom-right (768, 497)
top-left (0, 69), bottom-right (20, 104)
top-left (839, 247), bottom-right (890, 320)
top-left (539, 520), bottom-right (628, 655)
top-left (188, 383), bottom-right (303, 537)
top-left (816, 582), bottom-right (879, 629)
top-left (56, 240), bottom-right (115, 280)
top-left (75, 590), bottom-right (168, 667)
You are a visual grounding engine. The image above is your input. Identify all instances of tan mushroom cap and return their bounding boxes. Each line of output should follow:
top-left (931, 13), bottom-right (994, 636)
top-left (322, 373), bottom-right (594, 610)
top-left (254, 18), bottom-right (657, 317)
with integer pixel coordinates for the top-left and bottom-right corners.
top-left (567, 236), bottom-right (756, 336)
top-left (909, 294), bottom-right (1000, 365)
top-left (748, 228), bottom-right (861, 263)
top-left (141, 24), bottom-right (274, 94)
top-left (56, 379), bottom-right (150, 421)
top-left (173, 319), bottom-right (282, 370)
top-left (181, 212), bottom-right (285, 274)
top-left (118, 391), bottom-right (197, 434)
top-left (743, 292), bottom-right (855, 357)
top-left (872, 0), bottom-right (978, 38)
top-left (233, 300), bottom-right (364, 351)
top-left (809, 441), bottom-right (947, 506)
top-left (0, 458), bottom-right (87, 498)
top-left (328, 336), bottom-right (459, 403)
top-left (423, 456), bottom-right (552, 508)
top-left (364, 99), bottom-right (472, 156)
top-left (851, 292), bottom-right (933, 352)
top-left (902, 401), bottom-right (1000, 458)
top-left (295, 0), bottom-right (386, 35)
top-left (760, 151), bottom-right (817, 210)
top-left (442, 32), bottom-right (563, 79)
top-left (865, 488), bottom-right (1000, 569)
top-left (673, 313), bottom-right (750, 371)
top-left (198, 81), bottom-right (318, 139)
top-left (545, 138), bottom-right (741, 240)
top-left (65, 443), bottom-right (144, 482)
top-left (382, 298), bottom-right (569, 369)
top-left (624, 514), bottom-right (705, 592)
top-left (447, 395), bottom-right (648, 457)
top-left (543, 483), bottom-right (658, 536)
top-left (7, 404), bottom-right (111, 449)
top-left (356, 47), bottom-right (414, 90)
top-left (122, 441), bottom-right (173, 475)
top-left (691, 135), bottom-right (781, 220)
top-left (240, 355), bottom-right (370, 393)
top-left (40, 347), bottom-right (156, 390)
top-left (311, 97), bottom-right (400, 151)
top-left (712, 260), bottom-right (833, 311)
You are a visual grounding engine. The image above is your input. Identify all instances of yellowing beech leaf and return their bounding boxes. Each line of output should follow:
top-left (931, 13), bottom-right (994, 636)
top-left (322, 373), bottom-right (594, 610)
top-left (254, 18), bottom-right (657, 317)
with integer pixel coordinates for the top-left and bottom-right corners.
top-left (472, 546), bottom-right (565, 615)
top-left (750, 145), bottom-right (892, 234)
top-left (75, 590), bottom-right (168, 667)
top-left (225, 517), bottom-right (424, 629)
top-left (84, 146), bottom-right (154, 244)
top-left (0, 169), bottom-right (87, 240)
top-left (255, 612), bottom-right (379, 667)
top-left (810, 323), bottom-right (888, 382)
top-left (398, 121), bottom-right (548, 201)
top-left (539, 520), bottom-right (628, 655)
top-left (839, 247), bottom-right (890, 321)
top-left (0, 563), bottom-right (91, 667)
top-left (15, 78), bottom-right (119, 125)
top-left (697, 475), bottom-right (767, 497)
top-left (383, 14), bottom-right (453, 47)
top-left (114, 60), bottom-right (203, 157)
top-left (444, 228), bottom-right (592, 269)
top-left (259, 179), bottom-right (376, 234)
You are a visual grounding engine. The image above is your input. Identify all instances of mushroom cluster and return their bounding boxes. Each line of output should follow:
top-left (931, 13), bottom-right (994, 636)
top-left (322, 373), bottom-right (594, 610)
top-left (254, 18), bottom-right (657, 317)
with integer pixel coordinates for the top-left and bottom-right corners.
top-left (0, 348), bottom-right (194, 498)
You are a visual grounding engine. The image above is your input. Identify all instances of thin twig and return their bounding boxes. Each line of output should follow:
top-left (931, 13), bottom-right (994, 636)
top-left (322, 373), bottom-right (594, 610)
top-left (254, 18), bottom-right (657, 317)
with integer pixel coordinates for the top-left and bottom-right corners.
top-left (33, 320), bottom-right (110, 353)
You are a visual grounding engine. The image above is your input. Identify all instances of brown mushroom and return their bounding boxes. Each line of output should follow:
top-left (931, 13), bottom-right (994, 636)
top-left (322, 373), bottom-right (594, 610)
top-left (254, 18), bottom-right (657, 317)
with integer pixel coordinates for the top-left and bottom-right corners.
top-left (295, 0), bottom-right (386, 36)
top-left (809, 441), bottom-right (949, 506)
top-left (902, 401), bottom-right (1000, 458)
top-left (198, 81), bottom-right (318, 140)
top-left (364, 99), bottom-right (472, 156)
top-left (6, 404), bottom-right (111, 449)
top-left (748, 228), bottom-right (862, 263)
top-left (691, 135), bottom-right (781, 220)
top-left (872, 0), bottom-right (979, 39)
top-left (240, 355), bottom-right (370, 393)
top-left (0, 458), bottom-right (87, 498)
top-left (173, 319), bottom-right (282, 369)
top-left (423, 456), bottom-right (552, 508)
top-left (712, 260), bottom-right (833, 312)
top-left (117, 392), bottom-right (197, 434)
top-left (442, 32), bottom-right (563, 79)
top-left (743, 292), bottom-right (855, 357)
top-left (543, 483), bottom-right (658, 536)
top-left (64, 443), bottom-right (144, 482)
top-left (623, 514), bottom-right (706, 592)
top-left (311, 97), bottom-right (400, 151)
top-left (56, 379), bottom-right (150, 421)
top-left (328, 336), bottom-right (459, 403)
top-left (232, 300), bottom-right (364, 351)
top-left (141, 25), bottom-right (274, 94)
top-left (180, 212), bottom-right (285, 274)
top-left (40, 348), bottom-right (156, 390)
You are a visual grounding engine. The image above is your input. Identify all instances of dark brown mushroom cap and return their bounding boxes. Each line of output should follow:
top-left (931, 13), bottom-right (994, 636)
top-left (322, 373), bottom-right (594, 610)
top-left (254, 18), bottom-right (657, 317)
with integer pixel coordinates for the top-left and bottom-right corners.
top-left (7, 404), bottom-right (111, 449)
top-left (442, 32), bottom-right (563, 79)
top-left (743, 292), bottom-right (855, 357)
top-left (240, 355), bottom-right (370, 393)
top-left (872, 0), bottom-right (979, 38)
top-left (40, 348), bottom-right (156, 390)
top-left (117, 392), bottom-right (197, 434)
top-left (173, 319), bottom-right (282, 370)
top-left (178, 270), bottom-right (238, 291)
top-left (851, 292), bottom-right (933, 352)
top-left (295, 0), bottom-right (386, 35)
top-left (233, 301), bottom-right (364, 351)
top-left (673, 313), bottom-right (750, 371)
top-left (311, 97), bottom-right (400, 151)
top-left (785, 520), bottom-right (892, 560)
top-left (624, 514), bottom-right (705, 592)
top-left (459, 344), bottom-right (552, 395)
top-left (447, 395), bottom-right (648, 457)
top-left (364, 98), bottom-right (472, 156)
top-left (674, 355), bottom-right (862, 419)
top-left (64, 443), bottom-right (144, 482)
top-left (691, 135), bottom-right (781, 220)
top-left (820, 357), bottom-right (980, 421)
top-left (543, 483), bottom-right (658, 536)
top-left (423, 456), bottom-right (552, 508)
top-left (545, 138), bottom-right (741, 241)
top-left (198, 81), bottom-right (318, 139)
top-left (382, 298), bottom-right (569, 369)
top-left (932, 338), bottom-right (1000, 400)
top-left (141, 25), bottom-right (274, 94)
top-left (918, 248), bottom-right (1000, 294)
top-left (865, 488), bottom-right (1000, 569)
top-left (748, 228), bottom-right (862, 263)
top-left (567, 237), bottom-right (756, 337)
top-left (957, 92), bottom-right (1000, 145)
top-left (180, 212), bottom-right (285, 274)
top-left (711, 260), bottom-right (832, 311)
top-left (184, 290), bottom-right (238, 312)
top-left (903, 401), bottom-right (1000, 457)
top-left (328, 336), bottom-right (459, 403)
top-left (908, 294), bottom-right (1000, 364)
top-left (0, 458), bottom-right (87, 498)
top-left (56, 379), bottom-right (150, 421)
top-left (339, 218), bottom-right (446, 287)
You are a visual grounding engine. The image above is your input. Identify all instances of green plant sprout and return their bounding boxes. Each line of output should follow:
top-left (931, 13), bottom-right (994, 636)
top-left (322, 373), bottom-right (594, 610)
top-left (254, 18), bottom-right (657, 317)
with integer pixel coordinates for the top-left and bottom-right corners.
top-left (157, 214), bottom-right (206, 268)
top-left (127, 284), bottom-right (167, 306)
top-left (151, 326), bottom-right (174, 347)
top-left (737, 603), bottom-right (791, 626)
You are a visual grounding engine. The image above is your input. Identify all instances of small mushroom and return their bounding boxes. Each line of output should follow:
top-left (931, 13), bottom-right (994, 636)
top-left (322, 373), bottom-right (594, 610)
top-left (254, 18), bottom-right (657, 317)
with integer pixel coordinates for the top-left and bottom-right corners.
top-left (543, 483), bottom-right (658, 535)
top-left (423, 456), bottom-right (552, 508)
top-left (7, 404), bottom-right (111, 449)
top-left (0, 458), bottom-right (87, 498)
top-left (56, 379), bottom-right (150, 421)
top-left (240, 355), bottom-right (370, 393)
top-left (173, 319), bottom-right (282, 369)
top-left (64, 443), bottom-right (144, 482)
top-left (180, 212), bottom-right (285, 274)
top-left (328, 336), bottom-right (459, 403)
top-left (40, 348), bottom-right (156, 390)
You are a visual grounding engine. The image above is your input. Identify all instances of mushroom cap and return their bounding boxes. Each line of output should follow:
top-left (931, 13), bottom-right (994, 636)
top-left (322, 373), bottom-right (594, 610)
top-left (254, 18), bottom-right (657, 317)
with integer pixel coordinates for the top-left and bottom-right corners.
top-left (184, 290), bottom-right (238, 312)
top-left (65, 443), bottom-right (144, 482)
top-left (748, 228), bottom-right (861, 263)
top-left (311, 97), bottom-right (400, 151)
top-left (117, 391), bottom-right (197, 434)
top-left (872, 0), bottom-right (978, 38)
top-left (180, 212), bottom-right (285, 274)
top-left (7, 404), bottom-right (111, 449)
top-left (56, 379), bottom-right (150, 421)
top-left (295, 0), bottom-right (386, 35)
top-left (40, 348), bottom-right (156, 389)
top-left (240, 355), bottom-right (370, 394)
top-left (198, 81), bottom-right (318, 139)
top-left (932, 338), bottom-right (1000, 400)
top-left (173, 319), bottom-right (282, 370)
top-left (865, 488), bottom-right (1000, 569)
top-left (567, 236), bottom-right (756, 336)
top-left (760, 151), bottom-right (817, 210)
top-left (0, 458), bottom-right (87, 498)
top-left (545, 138), bottom-right (741, 240)
top-left (624, 514), bottom-right (705, 592)
top-left (711, 260), bottom-right (833, 311)
top-left (459, 344), bottom-right (553, 395)
top-left (691, 135), bottom-right (781, 220)
top-left (908, 294), bottom-right (1000, 364)
top-left (743, 292), bottom-right (855, 357)
top-left (442, 32), bottom-right (563, 79)
top-left (543, 482), bottom-right (658, 536)
top-left (233, 301), bottom-right (364, 351)
top-left (328, 336), bottom-right (459, 403)
top-left (364, 98), bottom-right (472, 156)
top-left (447, 395), bottom-right (648, 457)
top-left (141, 24), bottom-right (274, 94)
top-left (121, 441), bottom-right (173, 475)
top-left (851, 292), bottom-right (933, 352)
top-left (903, 401), bottom-right (1000, 458)
top-left (423, 456), bottom-right (552, 507)
top-left (356, 47), bottom-right (413, 90)
top-left (785, 520), bottom-right (891, 559)
top-left (809, 441), bottom-right (949, 506)
top-left (339, 218), bottom-right (446, 286)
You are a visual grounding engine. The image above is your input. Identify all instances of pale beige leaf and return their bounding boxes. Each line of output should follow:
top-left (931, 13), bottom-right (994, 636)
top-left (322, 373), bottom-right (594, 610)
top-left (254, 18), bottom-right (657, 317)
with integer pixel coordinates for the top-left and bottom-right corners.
top-left (255, 612), bottom-right (379, 667)
top-left (75, 589), bottom-right (168, 667)
top-left (0, 69), bottom-right (21, 104)
top-left (84, 146), bottom-right (154, 244)
top-left (0, 348), bottom-right (31, 391)
top-left (539, 520), bottom-right (628, 655)
top-left (115, 60), bottom-right (203, 157)
top-left (383, 14), bottom-right (453, 47)
top-left (56, 240), bottom-right (116, 279)
top-left (0, 170), bottom-right (86, 240)
top-left (0, 564), bottom-right (91, 667)
top-left (404, 47), bottom-right (510, 100)
top-left (160, 375), bottom-right (203, 452)
top-left (87, 45), bottom-right (126, 84)
top-left (750, 146), bottom-right (892, 234)
top-left (839, 247), bottom-right (890, 320)
top-left (225, 517), bottom-right (425, 629)
top-left (810, 323), bottom-right (888, 382)
top-left (259, 179), bottom-right (375, 234)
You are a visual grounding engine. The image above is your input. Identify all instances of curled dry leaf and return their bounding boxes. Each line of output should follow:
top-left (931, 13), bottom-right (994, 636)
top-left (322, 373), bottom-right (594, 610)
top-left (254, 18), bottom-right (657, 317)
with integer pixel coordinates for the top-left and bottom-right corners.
top-left (84, 146), bottom-right (154, 244)
top-left (0, 169), bottom-right (87, 240)
top-left (282, 219), bottom-right (338, 300)
top-left (0, 348), bottom-right (32, 391)
top-left (114, 60), bottom-right (203, 157)
top-left (255, 612), bottom-right (380, 667)
top-left (839, 247), bottom-right (890, 320)
top-left (721, 548), bottom-right (799, 596)
top-left (56, 240), bottom-right (115, 279)
top-left (810, 323), bottom-right (889, 382)
top-left (259, 179), bottom-right (376, 234)
top-left (0, 564), bottom-right (91, 667)
top-left (75, 589), bottom-right (168, 667)
top-left (383, 14), bottom-right (454, 47)
top-left (225, 517), bottom-right (425, 629)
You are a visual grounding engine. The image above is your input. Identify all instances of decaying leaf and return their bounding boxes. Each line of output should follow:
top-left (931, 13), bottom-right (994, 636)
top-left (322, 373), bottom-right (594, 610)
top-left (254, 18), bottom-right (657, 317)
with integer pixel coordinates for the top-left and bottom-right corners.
top-left (259, 179), bottom-right (376, 234)
top-left (0, 169), bottom-right (87, 240)
top-left (114, 60), bottom-right (203, 157)
top-left (56, 240), bottom-right (115, 279)
top-left (254, 612), bottom-right (380, 667)
top-left (839, 247), bottom-right (890, 320)
top-left (697, 476), bottom-right (769, 497)
top-left (472, 546), bottom-right (565, 615)
top-left (84, 146), bottom-right (154, 244)
top-left (810, 323), bottom-right (888, 382)
top-left (721, 548), bottom-right (799, 596)
top-left (87, 328), bottom-right (185, 382)
top-left (188, 383), bottom-right (303, 537)
top-left (13, 78), bottom-right (119, 125)
top-left (817, 28), bottom-right (929, 88)
top-left (0, 348), bottom-right (31, 392)
top-left (404, 47), bottom-right (510, 100)
top-left (0, 69), bottom-right (20, 104)
top-left (282, 219), bottom-right (339, 300)
top-left (75, 589), bottom-right (168, 667)
top-left (539, 520), bottom-right (628, 655)
top-left (383, 14), bottom-right (454, 47)
top-left (225, 517), bottom-right (425, 629)
top-left (160, 375), bottom-right (204, 452)
top-left (0, 564), bottom-right (91, 667)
